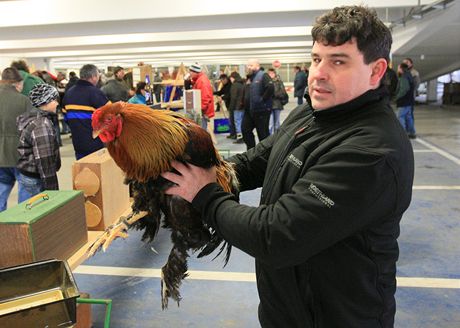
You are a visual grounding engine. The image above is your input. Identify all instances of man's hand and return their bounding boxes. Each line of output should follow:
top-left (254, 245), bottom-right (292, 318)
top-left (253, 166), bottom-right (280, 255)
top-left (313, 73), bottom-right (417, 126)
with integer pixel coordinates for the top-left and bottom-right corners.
top-left (161, 161), bottom-right (217, 203)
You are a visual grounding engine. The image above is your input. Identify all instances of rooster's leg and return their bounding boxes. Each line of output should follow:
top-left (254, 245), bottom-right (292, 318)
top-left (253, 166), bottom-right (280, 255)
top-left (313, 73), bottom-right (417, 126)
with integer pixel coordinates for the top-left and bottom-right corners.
top-left (87, 210), bottom-right (148, 257)
top-left (161, 233), bottom-right (189, 309)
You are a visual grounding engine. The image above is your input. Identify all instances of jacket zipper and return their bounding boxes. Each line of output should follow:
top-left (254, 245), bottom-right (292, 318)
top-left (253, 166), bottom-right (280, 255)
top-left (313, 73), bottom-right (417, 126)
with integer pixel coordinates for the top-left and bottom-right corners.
top-left (261, 116), bottom-right (315, 202)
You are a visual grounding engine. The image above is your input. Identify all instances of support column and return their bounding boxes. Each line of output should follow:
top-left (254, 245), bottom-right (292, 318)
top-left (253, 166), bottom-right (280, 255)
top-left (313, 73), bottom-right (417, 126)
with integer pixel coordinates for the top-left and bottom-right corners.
top-left (427, 79), bottom-right (438, 103)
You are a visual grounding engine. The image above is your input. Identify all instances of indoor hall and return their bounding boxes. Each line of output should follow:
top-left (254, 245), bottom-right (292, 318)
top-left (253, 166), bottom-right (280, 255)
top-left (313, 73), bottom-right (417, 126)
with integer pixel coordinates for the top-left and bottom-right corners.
top-left (1, 1), bottom-right (460, 327)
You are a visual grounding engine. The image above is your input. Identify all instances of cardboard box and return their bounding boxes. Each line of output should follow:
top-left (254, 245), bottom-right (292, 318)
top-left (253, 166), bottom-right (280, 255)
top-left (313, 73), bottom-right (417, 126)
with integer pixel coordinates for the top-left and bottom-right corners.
top-left (0, 191), bottom-right (88, 268)
top-left (72, 149), bottom-right (130, 231)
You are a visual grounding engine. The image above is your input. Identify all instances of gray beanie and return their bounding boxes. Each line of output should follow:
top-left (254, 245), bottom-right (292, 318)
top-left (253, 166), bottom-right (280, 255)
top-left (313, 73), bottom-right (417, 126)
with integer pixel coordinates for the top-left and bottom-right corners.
top-left (29, 83), bottom-right (59, 108)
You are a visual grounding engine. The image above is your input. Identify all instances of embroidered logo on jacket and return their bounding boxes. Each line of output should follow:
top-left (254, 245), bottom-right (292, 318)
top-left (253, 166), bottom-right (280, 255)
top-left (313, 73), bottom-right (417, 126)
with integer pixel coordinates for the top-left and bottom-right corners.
top-left (308, 183), bottom-right (335, 208)
top-left (287, 154), bottom-right (303, 168)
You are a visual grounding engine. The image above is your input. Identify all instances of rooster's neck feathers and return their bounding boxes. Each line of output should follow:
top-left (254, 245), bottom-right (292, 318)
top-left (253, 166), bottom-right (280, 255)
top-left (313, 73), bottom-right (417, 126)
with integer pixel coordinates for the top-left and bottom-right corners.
top-left (107, 105), bottom-right (189, 181)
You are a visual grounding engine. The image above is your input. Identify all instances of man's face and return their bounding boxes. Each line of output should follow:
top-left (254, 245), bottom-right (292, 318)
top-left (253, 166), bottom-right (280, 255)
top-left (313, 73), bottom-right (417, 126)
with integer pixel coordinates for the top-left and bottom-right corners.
top-left (246, 61), bottom-right (259, 75)
top-left (189, 71), bottom-right (199, 79)
top-left (308, 39), bottom-right (384, 110)
top-left (268, 71), bottom-right (276, 79)
top-left (402, 59), bottom-right (412, 69)
top-left (115, 70), bottom-right (125, 80)
top-left (14, 81), bottom-right (24, 93)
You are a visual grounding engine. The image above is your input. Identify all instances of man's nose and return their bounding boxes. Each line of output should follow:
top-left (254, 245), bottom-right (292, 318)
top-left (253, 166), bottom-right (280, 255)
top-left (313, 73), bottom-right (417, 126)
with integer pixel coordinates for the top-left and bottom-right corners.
top-left (310, 62), bottom-right (329, 80)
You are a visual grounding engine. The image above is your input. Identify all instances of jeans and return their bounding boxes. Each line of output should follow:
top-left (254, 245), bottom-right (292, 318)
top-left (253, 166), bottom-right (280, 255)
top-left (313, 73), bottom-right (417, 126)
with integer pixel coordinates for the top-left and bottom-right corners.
top-left (297, 96), bottom-right (304, 105)
top-left (234, 110), bottom-right (244, 134)
top-left (0, 167), bottom-right (29, 211)
top-left (269, 109), bottom-right (281, 135)
top-left (17, 173), bottom-right (43, 202)
top-left (201, 116), bottom-right (209, 130)
top-left (398, 105), bottom-right (416, 135)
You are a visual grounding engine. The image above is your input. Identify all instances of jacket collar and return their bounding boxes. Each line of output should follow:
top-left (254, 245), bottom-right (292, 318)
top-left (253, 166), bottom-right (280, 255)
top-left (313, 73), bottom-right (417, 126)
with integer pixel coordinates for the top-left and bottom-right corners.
top-left (306, 86), bottom-right (389, 122)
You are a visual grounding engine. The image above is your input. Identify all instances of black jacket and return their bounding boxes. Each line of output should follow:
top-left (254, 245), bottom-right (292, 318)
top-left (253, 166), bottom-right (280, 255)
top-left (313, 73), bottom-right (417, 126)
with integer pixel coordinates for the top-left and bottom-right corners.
top-left (228, 78), bottom-right (244, 112)
top-left (214, 82), bottom-right (232, 108)
top-left (193, 87), bottom-right (414, 328)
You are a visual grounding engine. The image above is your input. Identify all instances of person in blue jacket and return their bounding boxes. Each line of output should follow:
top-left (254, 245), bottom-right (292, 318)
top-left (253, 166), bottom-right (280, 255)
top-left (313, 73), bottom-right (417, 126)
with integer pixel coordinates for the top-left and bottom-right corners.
top-left (162, 5), bottom-right (414, 328)
top-left (128, 82), bottom-right (147, 105)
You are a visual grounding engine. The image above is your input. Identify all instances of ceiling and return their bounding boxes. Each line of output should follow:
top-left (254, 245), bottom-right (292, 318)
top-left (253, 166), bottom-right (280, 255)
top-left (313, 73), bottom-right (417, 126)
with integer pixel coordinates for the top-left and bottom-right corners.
top-left (0, 0), bottom-right (458, 81)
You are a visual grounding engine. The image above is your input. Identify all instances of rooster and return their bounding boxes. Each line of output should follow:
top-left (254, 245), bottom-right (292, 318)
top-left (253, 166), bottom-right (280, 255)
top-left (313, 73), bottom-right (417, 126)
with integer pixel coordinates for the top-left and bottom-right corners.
top-left (89, 102), bottom-right (238, 309)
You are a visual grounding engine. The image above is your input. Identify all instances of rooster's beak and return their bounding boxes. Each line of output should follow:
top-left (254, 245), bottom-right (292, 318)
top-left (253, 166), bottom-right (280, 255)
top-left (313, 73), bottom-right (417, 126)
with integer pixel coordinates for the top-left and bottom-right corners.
top-left (92, 130), bottom-right (100, 139)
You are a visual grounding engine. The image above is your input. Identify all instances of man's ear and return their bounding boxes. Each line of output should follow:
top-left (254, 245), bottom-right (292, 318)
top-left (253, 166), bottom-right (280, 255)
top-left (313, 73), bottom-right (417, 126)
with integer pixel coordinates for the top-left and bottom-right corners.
top-left (370, 58), bottom-right (388, 87)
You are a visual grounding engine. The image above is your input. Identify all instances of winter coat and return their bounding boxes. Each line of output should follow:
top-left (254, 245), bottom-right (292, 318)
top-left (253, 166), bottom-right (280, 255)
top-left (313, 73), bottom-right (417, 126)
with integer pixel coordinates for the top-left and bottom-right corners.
top-left (294, 70), bottom-right (307, 97)
top-left (101, 79), bottom-right (130, 102)
top-left (128, 93), bottom-right (147, 105)
top-left (0, 84), bottom-right (33, 167)
top-left (192, 73), bottom-right (215, 119)
top-left (62, 79), bottom-right (109, 159)
top-left (16, 108), bottom-right (61, 190)
top-left (396, 71), bottom-right (415, 107)
top-left (228, 78), bottom-right (244, 112)
top-left (272, 77), bottom-right (287, 110)
top-left (193, 86), bottom-right (414, 328)
top-left (249, 70), bottom-right (274, 112)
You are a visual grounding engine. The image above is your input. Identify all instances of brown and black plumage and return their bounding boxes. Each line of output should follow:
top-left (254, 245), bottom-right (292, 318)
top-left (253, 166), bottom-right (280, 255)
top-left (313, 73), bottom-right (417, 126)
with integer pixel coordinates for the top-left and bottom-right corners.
top-left (90, 102), bottom-right (238, 308)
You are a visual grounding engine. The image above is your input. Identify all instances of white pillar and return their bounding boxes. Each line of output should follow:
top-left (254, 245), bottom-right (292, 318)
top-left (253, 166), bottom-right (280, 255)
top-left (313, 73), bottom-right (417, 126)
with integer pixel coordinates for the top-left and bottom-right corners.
top-left (427, 79), bottom-right (438, 103)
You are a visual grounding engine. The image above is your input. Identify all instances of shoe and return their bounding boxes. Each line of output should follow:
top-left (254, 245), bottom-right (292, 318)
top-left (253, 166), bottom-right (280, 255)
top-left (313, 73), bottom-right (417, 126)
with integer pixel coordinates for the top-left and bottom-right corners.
top-left (233, 138), bottom-right (244, 144)
top-left (226, 134), bottom-right (237, 139)
top-left (408, 134), bottom-right (417, 139)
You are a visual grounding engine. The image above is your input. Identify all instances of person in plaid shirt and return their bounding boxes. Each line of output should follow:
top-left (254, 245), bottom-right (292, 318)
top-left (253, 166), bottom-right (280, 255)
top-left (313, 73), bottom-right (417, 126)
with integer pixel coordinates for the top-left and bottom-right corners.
top-left (16, 84), bottom-right (61, 200)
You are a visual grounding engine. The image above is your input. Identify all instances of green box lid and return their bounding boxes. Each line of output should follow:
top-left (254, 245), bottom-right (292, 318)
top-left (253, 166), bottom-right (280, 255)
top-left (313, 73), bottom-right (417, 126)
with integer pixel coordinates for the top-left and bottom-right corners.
top-left (0, 190), bottom-right (83, 224)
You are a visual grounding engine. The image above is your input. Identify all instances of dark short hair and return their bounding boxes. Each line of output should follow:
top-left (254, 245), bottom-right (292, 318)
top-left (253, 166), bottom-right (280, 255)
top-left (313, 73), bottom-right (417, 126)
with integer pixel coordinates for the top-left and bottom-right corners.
top-left (294, 66), bottom-right (301, 71)
top-left (113, 66), bottom-right (124, 75)
top-left (69, 71), bottom-right (77, 78)
top-left (135, 81), bottom-right (146, 94)
top-left (268, 68), bottom-right (276, 73)
top-left (404, 58), bottom-right (413, 65)
top-left (10, 60), bottom-right (30, 73)
top-left (1, 67), bottom-right (23, 82)
top-left (311, 5), bottom-right (392, 64)
top-left (219, 74), bottom-right (228, 80)
top-left (79, 64), bottom-right (99, 80)
top-left (229, 72), bottom-right (241, 80)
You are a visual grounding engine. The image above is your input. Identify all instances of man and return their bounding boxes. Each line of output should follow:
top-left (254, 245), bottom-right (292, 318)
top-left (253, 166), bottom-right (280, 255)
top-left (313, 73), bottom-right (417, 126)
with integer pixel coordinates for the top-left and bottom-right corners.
top-left (242, 59), bottom-right (274, 149)
top-left (189, 63), bottom-right (215, 132)
top-left (65, 71), bottom-right (79, 92)
top-left (10, 59), bottom-right (44, 96)
top-left (0, 67), bottom-right (34, 211)
top-left (162, 5), bottom-right (414, 328)
top-left (101, 66), bottom-right (130, 102)
top-left (293, 65), bottom-right (307, 105)
top-left (403, 57), bottom-right (421, 123)
top-left (62, 64), bottom-right (109, 159)
top-left (396, 62), bottom-right (416, 138)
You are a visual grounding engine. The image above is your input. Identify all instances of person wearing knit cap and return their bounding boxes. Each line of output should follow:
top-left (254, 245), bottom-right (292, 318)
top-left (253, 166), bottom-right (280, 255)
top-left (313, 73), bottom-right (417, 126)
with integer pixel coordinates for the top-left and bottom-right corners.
top-left (16, 83), bottom-right (61, 201)
top-left (0, 67), bottom-right (34, 211)
top-left (188, 62), bottom-right (215, 138)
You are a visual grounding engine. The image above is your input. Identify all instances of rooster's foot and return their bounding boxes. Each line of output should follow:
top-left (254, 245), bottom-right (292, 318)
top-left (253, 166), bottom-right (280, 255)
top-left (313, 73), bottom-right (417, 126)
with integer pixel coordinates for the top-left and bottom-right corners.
top-left (87, 211), bottom-right (148, 257)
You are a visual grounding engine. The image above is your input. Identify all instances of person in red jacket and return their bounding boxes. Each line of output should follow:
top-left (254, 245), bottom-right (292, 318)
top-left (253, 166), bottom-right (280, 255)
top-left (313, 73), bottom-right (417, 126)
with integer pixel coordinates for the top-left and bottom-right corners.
top-left (189, 63), bottom-right (215, 131)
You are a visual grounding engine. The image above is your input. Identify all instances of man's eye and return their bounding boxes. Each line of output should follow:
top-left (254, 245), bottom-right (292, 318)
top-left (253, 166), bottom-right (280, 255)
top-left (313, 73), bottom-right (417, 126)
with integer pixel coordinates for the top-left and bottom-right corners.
top-left (334, 60), bottom-right (344, 65)
top-left (312, 58), bottom-right (321, 64)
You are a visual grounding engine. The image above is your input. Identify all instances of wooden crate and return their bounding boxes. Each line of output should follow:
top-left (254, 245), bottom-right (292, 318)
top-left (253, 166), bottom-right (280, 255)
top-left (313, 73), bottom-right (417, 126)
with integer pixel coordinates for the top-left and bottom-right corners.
top-left (0, 191), bottom-right (88, 268)
top-left (72, 149), bottom-right (130, 231)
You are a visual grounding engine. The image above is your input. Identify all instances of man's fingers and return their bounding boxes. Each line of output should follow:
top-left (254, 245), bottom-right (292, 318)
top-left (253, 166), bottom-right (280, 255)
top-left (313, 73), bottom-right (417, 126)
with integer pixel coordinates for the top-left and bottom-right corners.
top-left (170, 160), bottom-right (189, 174)
top-left (161, 171), bottom-right (181, 185)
